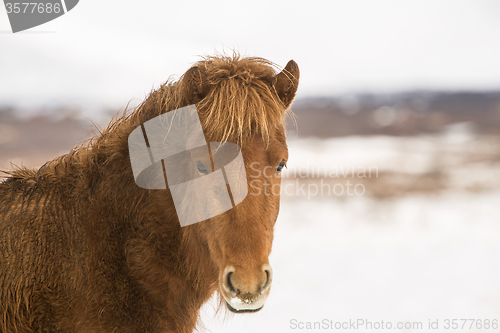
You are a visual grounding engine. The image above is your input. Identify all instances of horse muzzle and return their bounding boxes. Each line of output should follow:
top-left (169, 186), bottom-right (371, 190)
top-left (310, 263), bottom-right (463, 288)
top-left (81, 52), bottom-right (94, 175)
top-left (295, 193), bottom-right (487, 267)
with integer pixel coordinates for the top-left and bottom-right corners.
top-left (221, 264), bottom-right (273, 313)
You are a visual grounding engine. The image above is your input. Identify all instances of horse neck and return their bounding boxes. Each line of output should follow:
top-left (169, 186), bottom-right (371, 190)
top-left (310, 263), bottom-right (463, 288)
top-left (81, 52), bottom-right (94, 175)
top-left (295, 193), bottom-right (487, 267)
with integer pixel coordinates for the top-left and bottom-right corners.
top-left (91, 131), bottom-right (219, 298)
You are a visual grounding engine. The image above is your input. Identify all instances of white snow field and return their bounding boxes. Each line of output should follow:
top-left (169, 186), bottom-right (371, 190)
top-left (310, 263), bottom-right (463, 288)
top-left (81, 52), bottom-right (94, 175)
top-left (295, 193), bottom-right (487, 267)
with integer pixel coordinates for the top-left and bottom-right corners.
top-left (198, 135), bottom-right (500, 333)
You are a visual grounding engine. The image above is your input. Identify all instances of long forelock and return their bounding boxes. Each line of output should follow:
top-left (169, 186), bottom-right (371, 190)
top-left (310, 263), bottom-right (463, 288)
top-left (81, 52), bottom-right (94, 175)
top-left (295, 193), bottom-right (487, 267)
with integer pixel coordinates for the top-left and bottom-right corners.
top-left (195, 55), bottom-right (288, 145)
top-left (108, 55), bottom-right (290, 149)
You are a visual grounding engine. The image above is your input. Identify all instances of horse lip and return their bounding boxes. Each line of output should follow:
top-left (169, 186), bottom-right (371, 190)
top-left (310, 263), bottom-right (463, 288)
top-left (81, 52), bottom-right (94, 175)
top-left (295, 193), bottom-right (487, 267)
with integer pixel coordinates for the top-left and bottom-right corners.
top-left (226, 301), bottom-right (264, 313)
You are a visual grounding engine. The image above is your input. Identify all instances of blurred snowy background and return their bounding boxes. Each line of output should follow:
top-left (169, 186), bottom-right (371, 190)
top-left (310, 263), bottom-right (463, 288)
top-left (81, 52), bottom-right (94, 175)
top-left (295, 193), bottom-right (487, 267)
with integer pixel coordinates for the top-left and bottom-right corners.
top-left (2, 1), bottom-right (500, 332)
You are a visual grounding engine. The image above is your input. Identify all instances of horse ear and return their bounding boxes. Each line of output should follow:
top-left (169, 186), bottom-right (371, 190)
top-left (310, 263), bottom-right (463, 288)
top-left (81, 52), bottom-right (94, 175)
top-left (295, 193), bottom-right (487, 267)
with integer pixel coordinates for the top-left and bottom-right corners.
top-left (273, 60), bottom-right (300, 109)
top-left (182, 66), bottom-right (210, 104)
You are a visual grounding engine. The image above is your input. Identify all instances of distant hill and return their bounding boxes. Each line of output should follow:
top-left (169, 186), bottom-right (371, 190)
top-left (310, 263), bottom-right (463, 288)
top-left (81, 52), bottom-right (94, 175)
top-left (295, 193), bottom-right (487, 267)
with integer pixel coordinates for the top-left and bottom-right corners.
top-left (0, 107), bottom-right (94, 170)
top-left (288, 91), bottom-right (500, 137)
top-left (2, 90), bottom-right (500, 169)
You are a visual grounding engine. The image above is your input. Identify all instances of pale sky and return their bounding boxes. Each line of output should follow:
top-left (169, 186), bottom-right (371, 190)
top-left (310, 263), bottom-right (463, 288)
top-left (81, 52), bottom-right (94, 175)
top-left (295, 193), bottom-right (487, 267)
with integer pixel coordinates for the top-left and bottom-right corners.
top-left (1, 0), bottom-right (500, 118)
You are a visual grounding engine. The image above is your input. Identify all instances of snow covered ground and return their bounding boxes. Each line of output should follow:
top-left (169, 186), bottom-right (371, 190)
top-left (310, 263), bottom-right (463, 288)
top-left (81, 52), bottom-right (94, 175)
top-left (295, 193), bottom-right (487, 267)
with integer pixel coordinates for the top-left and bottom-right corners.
top-left (198, 135), bottom-right (500, 332)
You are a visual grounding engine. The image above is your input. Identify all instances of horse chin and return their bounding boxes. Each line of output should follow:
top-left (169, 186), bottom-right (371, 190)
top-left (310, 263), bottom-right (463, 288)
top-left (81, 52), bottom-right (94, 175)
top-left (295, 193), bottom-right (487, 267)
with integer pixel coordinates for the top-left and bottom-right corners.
top-left (225, 301), bottom-right (264, 314)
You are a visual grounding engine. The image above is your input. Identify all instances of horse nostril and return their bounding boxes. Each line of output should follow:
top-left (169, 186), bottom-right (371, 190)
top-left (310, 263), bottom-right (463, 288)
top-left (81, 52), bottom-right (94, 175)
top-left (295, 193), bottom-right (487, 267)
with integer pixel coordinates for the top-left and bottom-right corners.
top-left (227, 272), bottom-right (236, 293)
top-left (263, 269), bottom-right (271, 289)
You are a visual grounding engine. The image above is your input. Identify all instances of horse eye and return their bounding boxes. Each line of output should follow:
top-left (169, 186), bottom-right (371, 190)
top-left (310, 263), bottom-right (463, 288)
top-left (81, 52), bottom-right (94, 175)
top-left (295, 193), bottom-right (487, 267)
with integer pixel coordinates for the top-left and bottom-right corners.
top-left (197, 161), bottom-right (209, 175)
top-left (276, 160), bottom-right (286, 174)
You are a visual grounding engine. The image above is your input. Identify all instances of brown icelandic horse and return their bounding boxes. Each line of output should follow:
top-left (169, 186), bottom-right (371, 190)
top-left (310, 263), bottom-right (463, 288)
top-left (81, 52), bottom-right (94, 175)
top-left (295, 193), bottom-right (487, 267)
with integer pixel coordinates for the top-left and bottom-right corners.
top-left (0, 54), bottom-right (299, 333)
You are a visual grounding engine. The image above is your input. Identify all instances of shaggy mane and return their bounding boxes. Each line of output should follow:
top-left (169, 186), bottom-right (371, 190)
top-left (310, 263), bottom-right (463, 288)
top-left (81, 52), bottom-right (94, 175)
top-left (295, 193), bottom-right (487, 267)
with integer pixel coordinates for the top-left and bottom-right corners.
top-left (130, 53), bottom-right (291, 144)
top-left (1, 54), bottom-right (292, 189)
